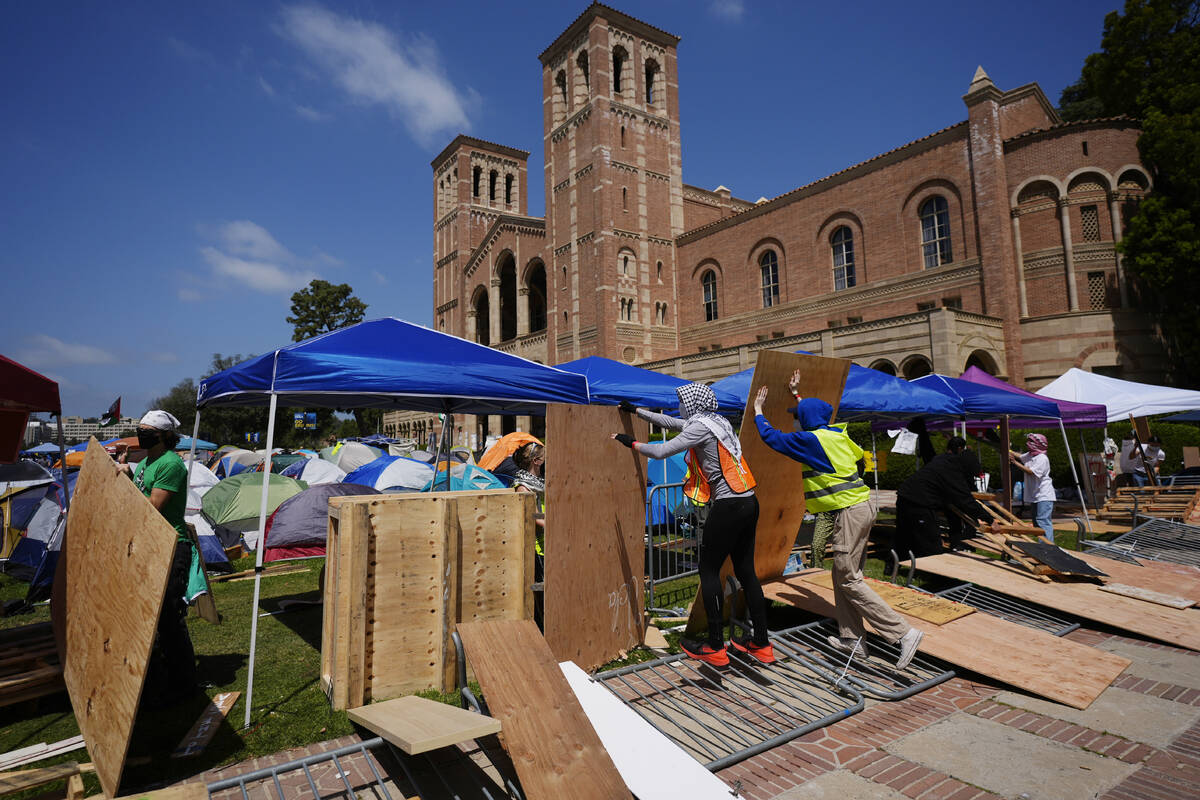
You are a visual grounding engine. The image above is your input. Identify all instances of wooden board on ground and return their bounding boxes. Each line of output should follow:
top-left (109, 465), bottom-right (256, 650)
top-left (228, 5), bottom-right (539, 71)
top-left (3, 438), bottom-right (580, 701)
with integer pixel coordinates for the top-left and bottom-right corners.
top-left (64, 439), bottom-right (177, 798)
top-left (347, 694), bottom-right (501, 755)
top-left (0, 761), bottom-right (82, 794)
top-left (321, 491), bottom-right (535, 709)
top-left (1075, 550), bottom-right (1200, 604)
top-left (914, 552), bottom-right (1200, 652)
top-left (171, 691), bottom-right (240, 759)
top-left (1008, 541), bottom-right (1108, 578)
top-left (801, 571), bottom-right (975, 624)
top-left (764, 571), bottom-right (1130, 709)
top-left (1098, 582), bottom-right (1194, 608)
top-left (0, 622), bottom-right (64, 709)
top-left (113, 782), bottom-right (208, 800)
top-left (687, 351), bottom-right (849, 634)
top-left (456, 619), bottom-right (630, 800)
top-left (560, 661), bottom-right (733, 799)
top-left (544, 404), bottom-right (648, 671)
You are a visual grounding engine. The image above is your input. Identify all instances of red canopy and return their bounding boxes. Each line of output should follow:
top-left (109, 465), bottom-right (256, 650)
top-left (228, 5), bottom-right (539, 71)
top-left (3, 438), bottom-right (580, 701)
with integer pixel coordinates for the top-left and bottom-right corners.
top-left (1, 354), bottom-right (62, 462)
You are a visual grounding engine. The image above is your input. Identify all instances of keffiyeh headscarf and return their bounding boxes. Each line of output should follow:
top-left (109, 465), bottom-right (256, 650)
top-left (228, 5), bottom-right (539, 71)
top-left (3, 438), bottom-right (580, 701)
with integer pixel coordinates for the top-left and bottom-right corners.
top-left (676, 383), bottom-right (742, 461)
top-left (1025, 433), bottom-right (1048, 456)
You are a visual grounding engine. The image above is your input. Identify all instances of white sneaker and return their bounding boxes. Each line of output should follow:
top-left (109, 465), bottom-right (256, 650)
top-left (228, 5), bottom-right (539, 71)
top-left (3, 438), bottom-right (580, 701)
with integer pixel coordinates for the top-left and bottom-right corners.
top-left (895, 627), bottom-right (924, 670)
top-left (826, 634), bottom-right (870, 659)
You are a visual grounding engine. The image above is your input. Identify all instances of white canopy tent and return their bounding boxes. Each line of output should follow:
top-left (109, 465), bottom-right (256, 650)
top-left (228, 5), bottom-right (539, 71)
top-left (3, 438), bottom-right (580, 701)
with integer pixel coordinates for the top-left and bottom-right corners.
top-left (1038, 368), bottom-right (1200, 423)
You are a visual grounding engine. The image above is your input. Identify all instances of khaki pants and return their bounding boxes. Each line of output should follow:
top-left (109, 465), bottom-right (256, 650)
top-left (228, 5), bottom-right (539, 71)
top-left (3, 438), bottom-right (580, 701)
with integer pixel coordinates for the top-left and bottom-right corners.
top-left (830, 496), bottom-right (909, 643)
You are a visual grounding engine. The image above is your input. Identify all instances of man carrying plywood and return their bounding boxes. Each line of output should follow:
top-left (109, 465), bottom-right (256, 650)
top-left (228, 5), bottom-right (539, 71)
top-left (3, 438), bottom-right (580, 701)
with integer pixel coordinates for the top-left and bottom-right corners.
top-left (752, 373), bottom-right (923, 669)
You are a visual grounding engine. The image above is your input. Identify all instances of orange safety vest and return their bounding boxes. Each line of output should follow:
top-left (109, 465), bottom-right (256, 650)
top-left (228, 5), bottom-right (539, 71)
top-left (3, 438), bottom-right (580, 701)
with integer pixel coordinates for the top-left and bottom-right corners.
top-left (682, 443), bottom-right (756, 504)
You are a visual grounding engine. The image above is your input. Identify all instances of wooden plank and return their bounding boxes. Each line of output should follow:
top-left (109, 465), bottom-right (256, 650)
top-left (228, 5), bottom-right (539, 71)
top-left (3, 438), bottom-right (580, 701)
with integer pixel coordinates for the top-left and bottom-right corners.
top-left (1097, 583), bottom-right (1194, 609)
top-left (113, 782), bottom-right (209, 800)
top-left (170, 691), bottom-right (240, 759)
top-left (764, 572), bottom-right (1130, 709)
top-left (347, 694), bottom-right (501, 755)
top-left (456, 619), bottom-right (629, 800)
top-left (560, 661), bottom-right (733, 799)
top-left (914, 552), bottom-right (1200, 651)
top-left (800, 571), bottom-right (975, 624)
top-left (64, 439), bottom-right (177, 798)
top-left (686, 351), bottom-right (849, 634)
top-left (544, 404), bottom-right (648, 671)
top-left (0, 761), bottom-right (80, 793)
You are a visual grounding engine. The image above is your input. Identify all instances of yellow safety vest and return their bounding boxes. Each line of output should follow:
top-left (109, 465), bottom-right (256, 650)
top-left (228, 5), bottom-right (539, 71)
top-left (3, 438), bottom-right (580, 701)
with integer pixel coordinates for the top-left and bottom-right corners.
top-left (802, 427), bottom-right (870, 512)
top-left (682, 443), bottom-right (756, 504)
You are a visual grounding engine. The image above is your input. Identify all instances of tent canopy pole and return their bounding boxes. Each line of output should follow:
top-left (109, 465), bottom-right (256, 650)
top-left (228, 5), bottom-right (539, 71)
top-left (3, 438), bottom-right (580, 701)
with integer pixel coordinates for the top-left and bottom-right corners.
top-left (1058, 418), bottom-right (1092, 538)
top-left (243, 392), bottom-right (278, 729)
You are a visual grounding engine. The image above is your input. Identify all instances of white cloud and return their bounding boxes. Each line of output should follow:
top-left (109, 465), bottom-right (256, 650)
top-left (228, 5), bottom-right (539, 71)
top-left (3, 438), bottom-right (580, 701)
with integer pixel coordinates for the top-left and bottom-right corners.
top-left (371, 270), bottom-right (388, 285)
top-left (218, 220), bottom-right (293, 262)
top-left (279, 4), bottom-right (472, 144)
top-left (178, 287), bottom-right (204, 302)
top-left (294, 103), bottom-right (330, 121)
top-left (149, 352), bottom-right (180, 364)
top-left (201, 246), bottom-right (316, 293)
top-left (709, 0), bottom-right (745, 21)
top-left (17, 334), bottom-right (117, 367)
top-left (258, 75), bottom-right (276, 96)
top-left (167, 36), bottom-right (218, 66)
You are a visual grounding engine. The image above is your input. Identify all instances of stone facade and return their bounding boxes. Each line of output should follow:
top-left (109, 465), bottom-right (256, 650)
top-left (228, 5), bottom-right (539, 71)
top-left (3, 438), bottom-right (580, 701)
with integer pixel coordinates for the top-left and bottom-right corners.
top-left (384, 3), bottom-right (1164, 445)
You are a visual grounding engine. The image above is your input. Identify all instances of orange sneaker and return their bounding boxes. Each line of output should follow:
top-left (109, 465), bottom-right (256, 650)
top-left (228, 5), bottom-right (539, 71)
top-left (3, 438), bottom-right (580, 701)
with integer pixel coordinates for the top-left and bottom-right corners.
top-left (730, 633), bottom-right (777, 664)
top-left (679, 637), bottom-right (730, 667)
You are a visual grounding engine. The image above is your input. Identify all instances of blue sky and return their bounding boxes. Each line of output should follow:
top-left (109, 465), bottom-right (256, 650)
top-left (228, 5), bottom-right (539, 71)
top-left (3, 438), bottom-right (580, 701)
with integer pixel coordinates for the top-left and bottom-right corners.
top-left (1, 0), bottom-right (1121, 417)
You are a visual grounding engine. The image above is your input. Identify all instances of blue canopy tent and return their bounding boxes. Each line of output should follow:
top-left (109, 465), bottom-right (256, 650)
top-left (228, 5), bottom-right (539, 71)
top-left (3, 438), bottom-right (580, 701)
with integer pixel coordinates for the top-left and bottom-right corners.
top-left (177, 436), bottom-right (217, 451)
top-left (21, 442), bottom-right (61, 455)
top-left (556, 356), bottom-right (743, 412)
top-left (193, 317), bottom-right (591, 728)
top-left (710, 357), bottom-right (966, 420)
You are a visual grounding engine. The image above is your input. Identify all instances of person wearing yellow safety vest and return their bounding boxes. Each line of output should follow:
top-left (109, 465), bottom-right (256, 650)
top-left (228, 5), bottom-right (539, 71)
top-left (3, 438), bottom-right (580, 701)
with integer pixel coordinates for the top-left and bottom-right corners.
top-left (752, 372), bottom-right (924, 670)
top-left (611, 384), bottom-right (775, 667)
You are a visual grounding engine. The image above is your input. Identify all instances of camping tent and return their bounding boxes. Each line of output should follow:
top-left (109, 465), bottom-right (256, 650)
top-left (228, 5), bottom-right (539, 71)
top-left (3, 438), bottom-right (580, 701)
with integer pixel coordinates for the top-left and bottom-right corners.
top-left (280, 457), bottom-right (346, 485)
top-left (1038, 368), bottom-right (1200, 422)
top-left (200, 472), bottom-right (308, 543)
top-left (556, 355), bottom-right (742, 412)
top-left (192, 316), bottom-right (591, 726)
top-left (344, 455), bottom-right (435, 491)
top-left (262, 483), bottom-right (380, 561)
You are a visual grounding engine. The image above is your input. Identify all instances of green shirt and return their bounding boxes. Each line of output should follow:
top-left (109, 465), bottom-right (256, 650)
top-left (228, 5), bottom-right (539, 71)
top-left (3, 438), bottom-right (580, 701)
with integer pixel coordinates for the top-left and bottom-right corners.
top-left (134, 450), bottom-right (190, 542)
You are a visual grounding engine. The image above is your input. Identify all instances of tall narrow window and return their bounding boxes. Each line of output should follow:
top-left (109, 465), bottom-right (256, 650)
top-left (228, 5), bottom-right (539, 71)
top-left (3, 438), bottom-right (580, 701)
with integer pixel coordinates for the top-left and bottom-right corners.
top-left (612, 46), bottom-right (627, 95)
top-left (472, 166), bottom-right (481, 198)
top-left (577, 50), bottom-right (589, 88)
top-left (556, 70), bottom-right (567, 104)
top-left (831, 227), bottom-right (856, 290)
top-left (505, 173), bottom-right (514, 205)
top-left (488, 170), bottom-right (498, 203)
top-left (702, 270), bottom-right (718, 321)
top-left (919, 196), bottom-right (953, 268)
top-left (645, 59), bottom-right (659, 104)
top-left (1080, 205), bottom-right (1101, 242)
top-left (622, 254), bottom-right (629, 274)
top-left (620, 125), bottom-right (625, 148)
top-left (622, 187), bottom-right (627, 211)
top-left (759, 250), bottom-right (779, 308)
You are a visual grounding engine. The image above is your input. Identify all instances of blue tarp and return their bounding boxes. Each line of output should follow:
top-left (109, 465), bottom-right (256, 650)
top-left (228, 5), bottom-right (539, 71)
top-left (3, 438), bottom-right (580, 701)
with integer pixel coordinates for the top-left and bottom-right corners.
top-left (710, 357), bottom-right (966, 420)
top-left (196, 317), bottom-right (591, 415)
top-left (912, 374), bottom-right (1061, 418)
top-left (178, 436), bottom-right (218, 451)
top-left (556, 356), bottom-right (742, 413)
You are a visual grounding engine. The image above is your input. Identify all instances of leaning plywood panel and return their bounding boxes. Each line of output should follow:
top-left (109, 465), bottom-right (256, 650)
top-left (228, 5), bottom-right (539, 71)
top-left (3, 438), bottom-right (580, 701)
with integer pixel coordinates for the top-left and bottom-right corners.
top-left (914, 552), bottom-right (1200, 651)
top-left (64, 439), bottom-right (177, 797)
top-left (348, 694), bottom-right (501, 755)
top-left (457, 620), bottom-right (630, 800)
top-left (763, 572), bottom-right (1130, 710)
top-left (544, 404), bottom-right (648, 670)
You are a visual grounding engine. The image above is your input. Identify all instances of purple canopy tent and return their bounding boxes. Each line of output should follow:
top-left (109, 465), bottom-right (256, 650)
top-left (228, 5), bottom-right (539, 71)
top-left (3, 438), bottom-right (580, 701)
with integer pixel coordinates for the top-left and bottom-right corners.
top-left (958, 366), bottom-right (1106, 531)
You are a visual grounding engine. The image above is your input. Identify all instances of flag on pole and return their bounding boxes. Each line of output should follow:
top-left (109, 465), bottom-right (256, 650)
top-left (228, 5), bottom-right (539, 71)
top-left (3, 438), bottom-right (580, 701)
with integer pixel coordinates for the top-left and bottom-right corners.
top-left (99, 397), bottom-right (121, 427)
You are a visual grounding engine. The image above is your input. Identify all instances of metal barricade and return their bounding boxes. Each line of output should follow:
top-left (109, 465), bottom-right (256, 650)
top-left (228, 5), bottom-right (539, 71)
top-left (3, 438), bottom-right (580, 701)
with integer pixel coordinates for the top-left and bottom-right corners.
top-left (645, 481), bottom-right (700, 612)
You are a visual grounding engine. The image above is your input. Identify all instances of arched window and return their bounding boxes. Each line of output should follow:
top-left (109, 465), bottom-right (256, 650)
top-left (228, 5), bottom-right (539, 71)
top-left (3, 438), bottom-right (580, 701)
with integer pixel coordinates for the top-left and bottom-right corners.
top-left (505, 173), bottom-right (514, 205)
top-left (622, 254), bottom-right (629, 274)
top-left (901, 355), bottom-right (933, 380)
top-left (488, 170), bottom-right (498, 203)
top-left (472, 166), bottom-right (481, 198)
top-left (759, 250), bottom-right (779, 308)
top-left (527, 261), bottom-right (547, 333)
top-left (645, 59), bottom-right (660, 104)
top-left (656, 260), bottom-right (662, 281)
top-left (702, 270), bottom-right (718, 321)
top-left (612, 46), bottom-right (627, 95)
top-left (620, 125), bottom-right (625, 148)
top-left (497, 253), bottom-right (517, 341)
top-left (556, 70), bottom-right (567, 104)
top-left (576, 50), bottom-right (589, 88)
top-left (831, 227), bottom-right (856, 290)
top-left (622, 186), bottom-right (627, 211)
top-left (473, 290), bottom-right (490, 346)
top-left (919, 197), bottom-right (952, 268)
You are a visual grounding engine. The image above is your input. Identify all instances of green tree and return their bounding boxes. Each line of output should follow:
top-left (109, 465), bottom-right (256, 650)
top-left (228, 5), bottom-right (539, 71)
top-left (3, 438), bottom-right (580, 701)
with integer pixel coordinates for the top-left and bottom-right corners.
top-left (286, 279), bottom-right (368, 342)
top-left (1058, 0), bottom-right (1200, 385)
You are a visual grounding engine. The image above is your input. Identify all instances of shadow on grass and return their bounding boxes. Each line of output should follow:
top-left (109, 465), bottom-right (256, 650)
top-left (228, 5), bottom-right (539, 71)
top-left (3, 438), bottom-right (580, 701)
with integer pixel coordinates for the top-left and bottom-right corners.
top-left (258, 590), bottom-right (324, 651)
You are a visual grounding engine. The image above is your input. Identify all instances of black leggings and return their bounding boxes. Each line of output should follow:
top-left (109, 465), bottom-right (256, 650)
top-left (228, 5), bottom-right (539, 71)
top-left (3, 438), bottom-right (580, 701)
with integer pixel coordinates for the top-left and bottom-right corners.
top-left (699, 495), bottom-right (769, 648)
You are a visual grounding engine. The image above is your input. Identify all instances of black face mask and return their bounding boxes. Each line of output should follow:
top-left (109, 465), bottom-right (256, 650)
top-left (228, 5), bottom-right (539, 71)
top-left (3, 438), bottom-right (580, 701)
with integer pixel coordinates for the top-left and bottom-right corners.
top-left (137, 430), bottom-right (160, 449)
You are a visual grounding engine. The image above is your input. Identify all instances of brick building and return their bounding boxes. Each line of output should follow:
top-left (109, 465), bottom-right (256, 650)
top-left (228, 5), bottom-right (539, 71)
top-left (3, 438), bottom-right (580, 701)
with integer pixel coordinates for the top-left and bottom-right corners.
top-left (386, 3), bottom-right (1161, 446)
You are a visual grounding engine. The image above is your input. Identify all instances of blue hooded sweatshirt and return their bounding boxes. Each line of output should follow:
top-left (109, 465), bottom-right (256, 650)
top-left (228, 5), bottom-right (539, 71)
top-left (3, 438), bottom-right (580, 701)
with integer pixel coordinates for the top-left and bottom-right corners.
top-left (754, 397), bottom-right (840, 474)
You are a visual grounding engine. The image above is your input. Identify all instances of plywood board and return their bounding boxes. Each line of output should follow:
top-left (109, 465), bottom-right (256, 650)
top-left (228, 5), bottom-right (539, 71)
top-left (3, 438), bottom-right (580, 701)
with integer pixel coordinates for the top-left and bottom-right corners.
top-left (347, 694), bottom-right (501, 755)
top-left (456, 619), bottom-right (630, 800)
top-left (114, 783), bottom-right (208, 800)
top-left (560, 661), bottom-right (733, 799)
top-left (1075, 551), bottom-right (1200, 604)
top-left (764, 572), bottom-right (1130, 709)
top-left (544, 404), bottom-right (648, 671)
top-left (687, 351), bottom-right (849, 633)
top-left (1097, 583), bottom-right (1194, 608)
top-left (914, 552), bottom-right (1200, 651)
top-left (171, 691), bottom-right (239, 758)
top-left (801, 571), bottom-right (975, 624)
top-left (64, 439), bottom-right (177, 797)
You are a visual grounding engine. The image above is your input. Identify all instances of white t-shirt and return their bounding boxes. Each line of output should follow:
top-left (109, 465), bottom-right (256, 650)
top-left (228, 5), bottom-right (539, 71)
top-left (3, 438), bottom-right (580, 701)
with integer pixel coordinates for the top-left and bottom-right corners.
top-left (1021, 452), bottom-right (1055, 503)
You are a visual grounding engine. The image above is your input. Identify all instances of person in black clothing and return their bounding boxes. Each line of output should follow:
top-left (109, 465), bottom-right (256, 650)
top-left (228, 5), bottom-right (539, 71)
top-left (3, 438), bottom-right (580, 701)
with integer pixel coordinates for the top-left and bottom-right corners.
top-left (895, 437), bottom-right (988, 557)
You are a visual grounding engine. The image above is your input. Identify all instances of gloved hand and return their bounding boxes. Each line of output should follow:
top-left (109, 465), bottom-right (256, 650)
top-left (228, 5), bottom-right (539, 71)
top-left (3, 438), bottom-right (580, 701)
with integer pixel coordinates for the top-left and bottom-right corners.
top-left (612, 433), bottom-right (636, 448)
top-left (618, 400), bottom-right (638, 414)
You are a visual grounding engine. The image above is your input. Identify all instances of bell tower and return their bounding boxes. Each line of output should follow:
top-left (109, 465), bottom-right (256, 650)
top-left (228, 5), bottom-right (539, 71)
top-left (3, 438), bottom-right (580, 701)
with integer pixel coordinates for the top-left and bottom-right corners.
top-left (539, 3), bottom-right (683, 363)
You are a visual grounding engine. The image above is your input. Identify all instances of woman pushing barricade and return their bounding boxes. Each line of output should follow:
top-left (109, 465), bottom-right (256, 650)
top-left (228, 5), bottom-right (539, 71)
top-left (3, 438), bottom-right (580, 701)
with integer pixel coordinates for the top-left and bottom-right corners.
top-left (610, 383), bottom-right (775, 667)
